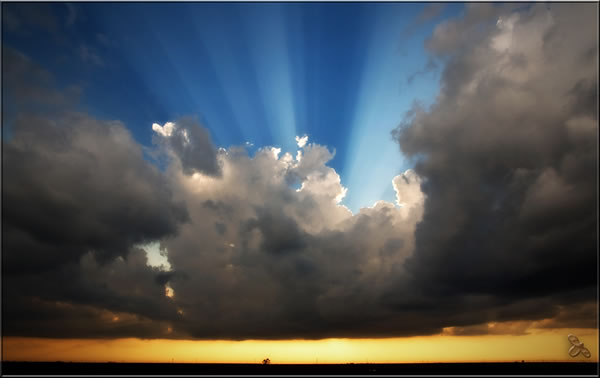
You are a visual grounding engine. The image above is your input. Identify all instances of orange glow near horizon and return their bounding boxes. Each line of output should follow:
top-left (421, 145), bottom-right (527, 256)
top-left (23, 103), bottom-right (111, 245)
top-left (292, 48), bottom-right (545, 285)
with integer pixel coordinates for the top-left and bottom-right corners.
top-left (3, 328), bottom-right (597, 364)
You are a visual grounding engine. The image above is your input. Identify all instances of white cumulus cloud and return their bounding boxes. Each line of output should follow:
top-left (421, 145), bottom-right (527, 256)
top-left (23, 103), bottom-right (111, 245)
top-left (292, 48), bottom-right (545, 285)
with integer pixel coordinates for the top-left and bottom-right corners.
top-left (295, 134), bottom-right (308, 148)
top-left (152, 121), bottom-right (175, 137)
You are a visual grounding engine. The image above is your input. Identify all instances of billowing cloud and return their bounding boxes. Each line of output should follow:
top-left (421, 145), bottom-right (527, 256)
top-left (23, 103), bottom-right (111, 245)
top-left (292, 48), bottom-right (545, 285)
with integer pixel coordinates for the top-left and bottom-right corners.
top-left (152, 121), bottom-right (176, 137)
top-left (391, 2), bottom-right (597, 330)
top-left (3, 2), bottom-right (597, 341)
top-left (152, 138), bottom-right (424, 339)
top-left (392, 169), bottom-right (425, 220)
top-left (3, 112), bottom-right (189, 273)
top-left (295, 134), bottom-right (308, 148)
top-left (4, 248), bottom-right (184, 339)
top-left (3, 109), bottom-right (424, 338)
top-left (152, 118), bottom-right (221, 177)
top-left (2, 110), bottom-right (192, 338)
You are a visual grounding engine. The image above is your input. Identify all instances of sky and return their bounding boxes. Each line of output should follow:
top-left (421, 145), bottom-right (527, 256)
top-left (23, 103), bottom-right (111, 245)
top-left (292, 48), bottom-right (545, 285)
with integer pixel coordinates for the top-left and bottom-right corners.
top-left (2, 2), bottom-right (454, 212)
top-left (2, 2), bottom-right (599, 364)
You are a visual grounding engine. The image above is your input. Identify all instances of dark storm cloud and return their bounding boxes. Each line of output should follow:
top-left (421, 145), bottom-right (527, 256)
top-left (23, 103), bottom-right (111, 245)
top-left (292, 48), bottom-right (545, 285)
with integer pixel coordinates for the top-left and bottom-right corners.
top-left (2, 114), bottom-right (191, 336)
top-left (3, 249), bottom-right (184, 338)
top-left (244, 209), bottom-right (308, 254)
top-left (535, 302), bottom-right (598, 330)
top-left (2, 45), bottom-right (192, 336)
top-left (391, 2), bottom-right (597, 332)
top-left (3, 3), bottom-right (597, 341)
top-left (3, 112), bottom-right (188, 273)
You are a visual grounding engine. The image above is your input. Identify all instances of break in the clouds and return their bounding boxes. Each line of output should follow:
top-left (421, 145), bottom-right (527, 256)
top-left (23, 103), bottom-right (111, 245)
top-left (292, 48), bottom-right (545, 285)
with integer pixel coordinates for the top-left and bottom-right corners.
top-left (2, 3), bottom-right (597, 340)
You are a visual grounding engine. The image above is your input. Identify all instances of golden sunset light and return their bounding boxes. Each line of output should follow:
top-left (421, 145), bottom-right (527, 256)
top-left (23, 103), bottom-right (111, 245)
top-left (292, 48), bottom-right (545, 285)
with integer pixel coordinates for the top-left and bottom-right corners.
top-left (4, 328), bottom-right (598, 364)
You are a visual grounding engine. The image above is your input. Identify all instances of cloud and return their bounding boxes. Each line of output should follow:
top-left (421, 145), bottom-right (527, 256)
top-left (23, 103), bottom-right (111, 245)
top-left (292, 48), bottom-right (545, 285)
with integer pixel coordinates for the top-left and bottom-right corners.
top-left (401, 3), bottom-right (447, 39)
top-left (3, 2), bottom-right (597, 341)
top-left (65, 3), bottom-right (77, 26)
top-left (3, 104), bottom-right (425, 338)
top-left (152, 118), bottom-right (221, 177)
top-left (441, 320), bottom-right (531, 336)
top-left (418, 3), bottom-right (446, 23)
top-left (152, 121), bottom-right (176, 137)
top-left (406, 57), bottom-right (438, 85)
top-left (3, 112), bottom-right (189, 274)
top-left (2, 47), bottom-right (82, 113)
top-left (295, 134), bottom-right (308, 148)
top-left (424, 3), bottom-right (503, 56)
top-left (391, 2), bottom-right (597, 331)
top-left (392, 169), bottom-right (426, 220)
top-left (4, 248), bottom-right (184, 339)
top-left (2, 106), bottom-right (191, 339)
top-left (96, 33), bottom-right (111, 46)
top-left (79, 45), bottom-right (104, 66)
top-left (1, 3), bottom-right (60, 34)
top-left (2, 8), bottom-right (22, 32)
top-left (153, 143), bottom-right (424, 338)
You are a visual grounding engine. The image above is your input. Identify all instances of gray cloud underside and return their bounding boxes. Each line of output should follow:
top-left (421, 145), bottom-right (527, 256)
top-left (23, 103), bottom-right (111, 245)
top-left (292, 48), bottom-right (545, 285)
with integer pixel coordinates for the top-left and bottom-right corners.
top-left (3, 3), bottom-right (597, 340)
top-left (391, 2), bottom-right (598, 329)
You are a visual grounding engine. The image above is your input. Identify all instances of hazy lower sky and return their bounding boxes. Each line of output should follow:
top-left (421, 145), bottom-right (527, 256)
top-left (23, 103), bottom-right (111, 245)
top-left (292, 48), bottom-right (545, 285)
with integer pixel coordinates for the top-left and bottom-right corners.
top-left (2, 2), bottom-right (598, 363)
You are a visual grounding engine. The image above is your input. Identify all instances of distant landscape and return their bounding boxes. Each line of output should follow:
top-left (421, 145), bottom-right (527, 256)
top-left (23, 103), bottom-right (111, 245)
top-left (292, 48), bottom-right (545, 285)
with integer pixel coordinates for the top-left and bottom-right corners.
top-left (2, 361), bottom-right (598, 375)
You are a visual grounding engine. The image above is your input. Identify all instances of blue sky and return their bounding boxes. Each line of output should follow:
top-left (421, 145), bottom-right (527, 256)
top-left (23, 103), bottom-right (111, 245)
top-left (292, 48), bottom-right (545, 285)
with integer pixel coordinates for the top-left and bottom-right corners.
top-left (3, 2), bottom-right (463, 212)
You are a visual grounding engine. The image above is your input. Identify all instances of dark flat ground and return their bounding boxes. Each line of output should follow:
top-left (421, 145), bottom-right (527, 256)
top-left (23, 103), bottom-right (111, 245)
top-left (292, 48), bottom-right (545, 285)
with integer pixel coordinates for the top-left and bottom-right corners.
top-left (1, 361), bottom-right (598, 375)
